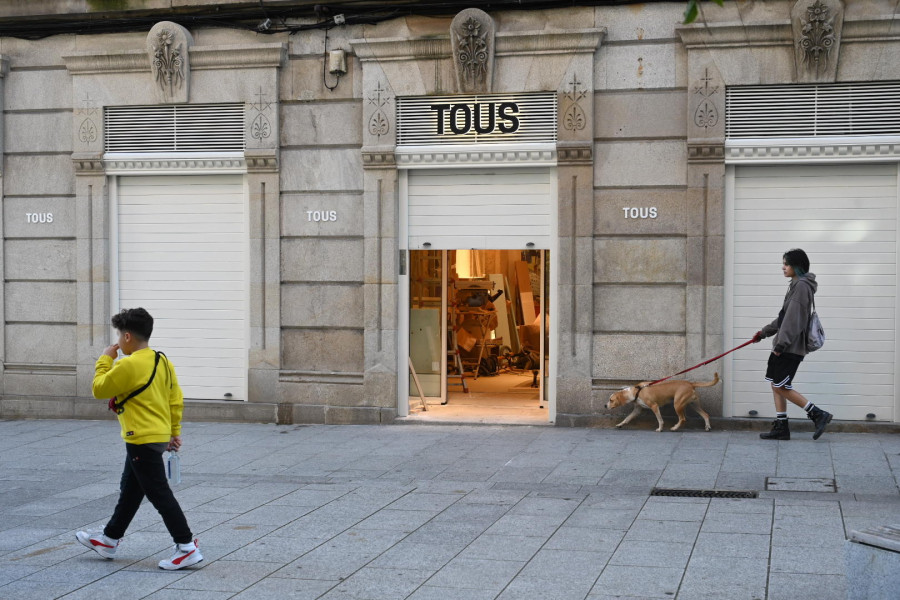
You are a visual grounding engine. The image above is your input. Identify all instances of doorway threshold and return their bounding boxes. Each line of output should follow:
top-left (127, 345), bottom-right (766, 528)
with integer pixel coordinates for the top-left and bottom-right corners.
top-left (398, 402), bottom-right (552, 426)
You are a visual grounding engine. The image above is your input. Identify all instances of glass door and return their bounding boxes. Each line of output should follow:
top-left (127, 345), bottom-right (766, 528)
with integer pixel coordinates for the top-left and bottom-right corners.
top-left (408, 250), bottom-right (446, 404)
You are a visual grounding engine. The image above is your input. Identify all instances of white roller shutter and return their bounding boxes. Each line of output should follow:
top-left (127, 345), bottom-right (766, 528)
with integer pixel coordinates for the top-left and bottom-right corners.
top-left (729, 163), bottom-right (899, 421)
top-left (117, 175), bottom-right (248, 401)
top-left (407, 168), bottom-right (553, 249)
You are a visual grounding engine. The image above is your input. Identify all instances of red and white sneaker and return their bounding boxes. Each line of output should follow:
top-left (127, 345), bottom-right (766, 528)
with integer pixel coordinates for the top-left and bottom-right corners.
top-left (158, 539), bottom-right (203, 570)
top-left (76, 530), bottom-right (119, 559)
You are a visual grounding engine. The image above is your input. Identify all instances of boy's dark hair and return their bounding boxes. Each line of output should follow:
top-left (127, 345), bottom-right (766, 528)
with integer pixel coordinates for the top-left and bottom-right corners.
top-left (783, 248), bottom-right (810, 276)
top-left (111, 307), bottom-right (153, 341)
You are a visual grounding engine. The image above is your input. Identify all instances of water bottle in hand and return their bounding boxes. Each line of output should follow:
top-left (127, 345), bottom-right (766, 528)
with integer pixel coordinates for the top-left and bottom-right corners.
top-left (166, 450), bottom-right (181, 485)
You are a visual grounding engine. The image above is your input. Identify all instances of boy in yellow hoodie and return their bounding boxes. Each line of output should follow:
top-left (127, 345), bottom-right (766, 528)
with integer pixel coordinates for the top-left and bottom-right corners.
top-left (76, 307), bottom-right (203, 570)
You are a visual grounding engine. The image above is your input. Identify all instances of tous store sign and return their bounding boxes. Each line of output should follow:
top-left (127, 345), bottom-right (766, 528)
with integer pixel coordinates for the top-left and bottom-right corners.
top-left (396, 92), bottom-right (557, 145)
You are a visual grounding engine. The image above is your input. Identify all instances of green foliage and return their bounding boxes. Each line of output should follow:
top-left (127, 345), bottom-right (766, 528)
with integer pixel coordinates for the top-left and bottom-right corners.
top-left (684, 0), bottom-right (725, 24)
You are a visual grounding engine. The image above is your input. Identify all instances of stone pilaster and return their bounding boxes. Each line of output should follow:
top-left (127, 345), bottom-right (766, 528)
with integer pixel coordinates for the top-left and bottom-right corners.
top-left (0, 56), bottom-right (8, 392)
top-left (246, 149), bottom-right (280, 404)
top-left (72, 155), bottom-right (110, 397)
top-left (685, 62), bottom-right (726, 399)
top-left (359, 58), bottom-right (399, 422)
top-left (556, 45), bottom-right (601, 419)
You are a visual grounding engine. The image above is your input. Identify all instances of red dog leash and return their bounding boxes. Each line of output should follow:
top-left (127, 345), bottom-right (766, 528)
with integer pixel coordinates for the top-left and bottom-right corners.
top-left (645, 338), bottom-right (757, 387)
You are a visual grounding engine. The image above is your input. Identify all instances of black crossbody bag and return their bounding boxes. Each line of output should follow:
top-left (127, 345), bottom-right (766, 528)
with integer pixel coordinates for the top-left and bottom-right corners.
top-left (108, 351), bottom-right (164, 414)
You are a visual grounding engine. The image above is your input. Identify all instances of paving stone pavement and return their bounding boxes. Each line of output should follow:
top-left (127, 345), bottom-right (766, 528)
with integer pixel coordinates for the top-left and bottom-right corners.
top-left (1, 418), bottom-right (898, 600)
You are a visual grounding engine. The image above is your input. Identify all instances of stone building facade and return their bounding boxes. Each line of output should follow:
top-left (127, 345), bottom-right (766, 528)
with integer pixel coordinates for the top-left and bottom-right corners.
top-left (0, 0), bottom-right (898, 426)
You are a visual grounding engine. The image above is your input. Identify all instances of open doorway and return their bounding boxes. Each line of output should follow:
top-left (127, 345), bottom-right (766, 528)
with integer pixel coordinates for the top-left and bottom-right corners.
top-left (407, 248), bottom-right (550, 424)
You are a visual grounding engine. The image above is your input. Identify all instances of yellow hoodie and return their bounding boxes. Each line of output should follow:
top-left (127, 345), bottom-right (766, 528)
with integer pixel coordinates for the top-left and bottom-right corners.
top-left (92, 347), bottom-right (184, 444)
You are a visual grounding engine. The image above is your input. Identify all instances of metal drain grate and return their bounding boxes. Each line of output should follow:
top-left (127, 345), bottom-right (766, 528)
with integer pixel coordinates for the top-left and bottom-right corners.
top-left (650, 488), bottom-right (758, 499)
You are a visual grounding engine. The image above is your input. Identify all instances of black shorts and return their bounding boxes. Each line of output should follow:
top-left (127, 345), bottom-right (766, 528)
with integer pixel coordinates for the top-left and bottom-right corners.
top-left (765, 352), bottom-right (803, 390)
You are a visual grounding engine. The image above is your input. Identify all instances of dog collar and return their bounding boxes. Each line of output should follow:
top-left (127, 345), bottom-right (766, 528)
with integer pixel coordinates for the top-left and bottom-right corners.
top-left (634, 385), bottom-right (644, 401)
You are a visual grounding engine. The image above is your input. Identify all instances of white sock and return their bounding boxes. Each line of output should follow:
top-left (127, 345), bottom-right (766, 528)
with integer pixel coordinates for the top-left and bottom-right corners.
top-left (776, 412), bottom-right (787, 420)
top-left (803, 402), bottom-right (813, 413)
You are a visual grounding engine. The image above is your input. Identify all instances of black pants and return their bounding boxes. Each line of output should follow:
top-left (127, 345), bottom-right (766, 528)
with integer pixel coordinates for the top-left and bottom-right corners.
top-left (104, 443), bottom-right (192, 544)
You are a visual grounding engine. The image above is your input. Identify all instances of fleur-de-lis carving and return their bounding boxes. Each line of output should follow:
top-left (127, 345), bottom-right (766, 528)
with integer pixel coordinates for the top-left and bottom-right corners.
top-left (151, 29), bottom-right (185, 95)
top-left (798, 0), bottom-right (836, 75)
top-left (456, 17), bottom-right (489, 87)
top-left (251, 114), bottom-right (271, 140)
top-left (367, 82), bottom-right (391, 139)
top-left (79, 119), bottom-right (98, 143)
top-left (694, 101), bottom-right (718, 129)
top-left (564, 105), bottom-right (586, 131)
top-left (369, 111), bottom-right (390, 138)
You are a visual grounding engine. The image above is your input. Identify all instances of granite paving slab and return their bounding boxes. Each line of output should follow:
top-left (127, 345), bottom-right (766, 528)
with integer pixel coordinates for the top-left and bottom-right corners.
top-left (1, 421), bottom-right (899, 599)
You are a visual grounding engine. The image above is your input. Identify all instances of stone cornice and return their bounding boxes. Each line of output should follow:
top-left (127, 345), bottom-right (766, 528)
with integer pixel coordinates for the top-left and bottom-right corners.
top-left (677, 17), bottom-right (900, 50)
top-left (63, 43), bottom-right (286, 75)
top-left (103, 153), bottom-right (247, 174)
top-left (725, 136), bottom-right (900, 164)
top-left (557, 143), bottom-right (592, 166)
top-left (351, 28), bottom-right (605, 62)
top-left (395, 144), bottom-right (557, 168)
top-left (72, 153), bottom-right (105, 175)
top-left (362, 150), bottom-right (397, 169)
top-left (245, 150), bottom-right (279, 173)
top-left (687, 142), bottom-right (725, 164)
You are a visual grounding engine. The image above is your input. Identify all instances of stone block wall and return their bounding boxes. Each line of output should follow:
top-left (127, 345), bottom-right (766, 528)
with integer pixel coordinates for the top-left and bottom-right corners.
top-left (276, 28), bottom-right (372, 422)
top-left (2, 38), bottom-right (78, 399)
top-left (590, 5), bottom-right (691, 393)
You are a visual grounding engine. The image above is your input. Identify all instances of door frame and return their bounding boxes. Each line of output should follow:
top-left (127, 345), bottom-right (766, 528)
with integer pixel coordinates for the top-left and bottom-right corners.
top-left (397, 166), bottom-right (559, 422)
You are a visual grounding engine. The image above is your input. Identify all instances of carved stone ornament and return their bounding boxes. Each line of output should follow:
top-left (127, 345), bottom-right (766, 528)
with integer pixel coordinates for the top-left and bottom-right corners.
top-left (147, 21), bottom-right (193, 103)
top-left (367, 81), bottom-right (392, 142)
top-left (450, 8), bottom-right (495, 94)
top-left (791, 0), bottom-right (843, 83)
top-left (562, 74), bottom-right (588, 134)
top-left (687, 63), bottom-right (725, 146)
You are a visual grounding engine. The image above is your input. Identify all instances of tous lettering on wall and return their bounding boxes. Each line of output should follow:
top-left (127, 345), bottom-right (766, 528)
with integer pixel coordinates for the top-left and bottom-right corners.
top-left (307, 210), bottom-right (337, 222)
top-left (429, 102), bottom-right (520, 136)
top-left (623, 207), bottom-right (657, 219)
top-left (26, 213), bottom-right (54, 224)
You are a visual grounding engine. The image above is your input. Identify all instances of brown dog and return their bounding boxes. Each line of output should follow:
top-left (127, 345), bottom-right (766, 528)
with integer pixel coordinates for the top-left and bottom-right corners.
top-left (606, 373), bottom-right (719, 432)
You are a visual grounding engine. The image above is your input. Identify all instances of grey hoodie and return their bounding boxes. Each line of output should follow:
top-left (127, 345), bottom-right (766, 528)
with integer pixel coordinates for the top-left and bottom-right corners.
top-left (760, 273), bottom-right (817, 356)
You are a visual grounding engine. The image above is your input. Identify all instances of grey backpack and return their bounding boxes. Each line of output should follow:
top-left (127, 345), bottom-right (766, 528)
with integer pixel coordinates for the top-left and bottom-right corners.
top-left (806, 298), bottom-right (825, 352)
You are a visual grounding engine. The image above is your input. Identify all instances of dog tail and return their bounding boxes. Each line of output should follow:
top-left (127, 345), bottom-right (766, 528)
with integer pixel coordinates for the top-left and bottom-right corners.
top-left (694, 372), bottom-right (720, 388)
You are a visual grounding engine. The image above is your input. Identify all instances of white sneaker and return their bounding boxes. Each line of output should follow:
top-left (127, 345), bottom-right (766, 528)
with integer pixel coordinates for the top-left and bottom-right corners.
top-left (76, 530), bottom-right (119, 559)
top-left (158, 539), bottom-right (203, 570)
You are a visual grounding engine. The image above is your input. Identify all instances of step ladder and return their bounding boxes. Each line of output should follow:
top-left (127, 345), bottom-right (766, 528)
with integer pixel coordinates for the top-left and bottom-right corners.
top-left (446, 324), bottom-right (469, 401)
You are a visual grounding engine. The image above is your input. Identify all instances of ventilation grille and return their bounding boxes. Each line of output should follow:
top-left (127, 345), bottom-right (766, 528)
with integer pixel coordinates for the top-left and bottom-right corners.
top-left (397, 92), bottom-right (557, 146)
top-left (727, 81), bottom-right (900, 138)
top-left (105, 104), bottom-right (245, 152)
top-left (650, 488), bottom-right (758, 499)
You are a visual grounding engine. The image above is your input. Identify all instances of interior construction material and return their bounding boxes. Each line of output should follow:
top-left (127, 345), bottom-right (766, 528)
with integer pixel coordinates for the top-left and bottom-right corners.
top-left (408, 249), bottom-right (549, 420)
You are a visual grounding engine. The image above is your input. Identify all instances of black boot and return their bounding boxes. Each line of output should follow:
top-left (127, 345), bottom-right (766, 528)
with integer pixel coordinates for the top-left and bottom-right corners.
top-left (760, 419), bottom-right (790, 440)
top-left (808, 406), bottom-right (833, 440)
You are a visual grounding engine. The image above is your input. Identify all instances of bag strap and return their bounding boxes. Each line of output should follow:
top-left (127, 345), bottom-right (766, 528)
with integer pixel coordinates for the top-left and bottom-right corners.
top-left (113, 351), bottom-right (162, 414)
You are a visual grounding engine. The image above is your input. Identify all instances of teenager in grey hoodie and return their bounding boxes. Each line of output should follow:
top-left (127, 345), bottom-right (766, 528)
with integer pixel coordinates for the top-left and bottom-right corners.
top-left (751, 248), bottom-right (832, 440)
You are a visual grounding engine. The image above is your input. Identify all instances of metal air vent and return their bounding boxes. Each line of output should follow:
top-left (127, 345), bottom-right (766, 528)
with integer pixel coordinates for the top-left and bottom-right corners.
top-left (105, 104), bottom-right (245, 152)
top-left (727, 81), bottom-right (900, 138)
top-left (397, 92), bottom-right (557, 146)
